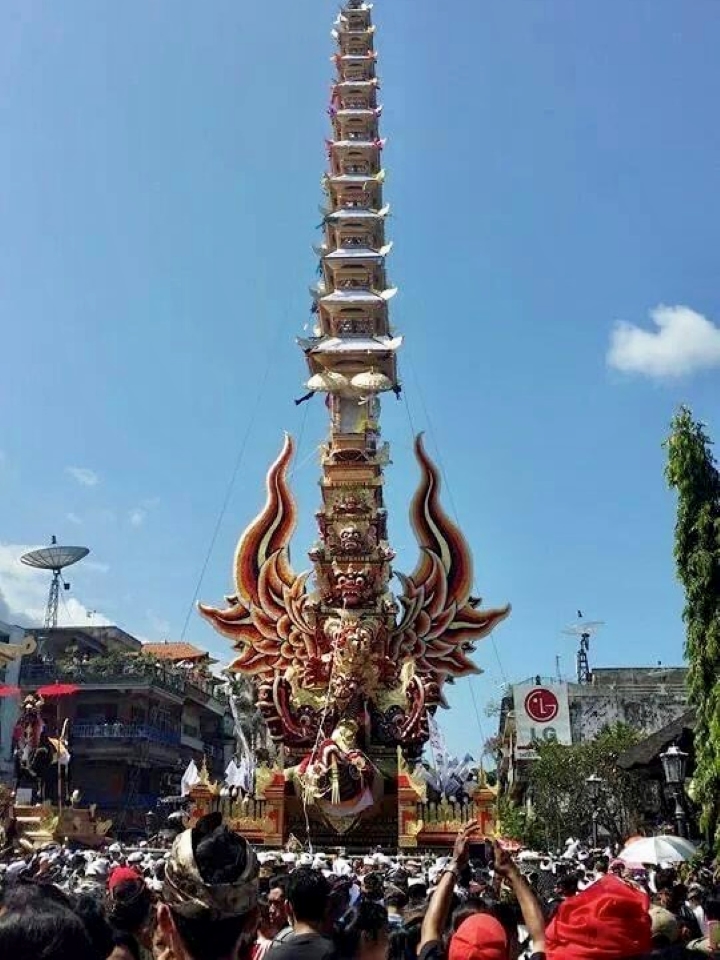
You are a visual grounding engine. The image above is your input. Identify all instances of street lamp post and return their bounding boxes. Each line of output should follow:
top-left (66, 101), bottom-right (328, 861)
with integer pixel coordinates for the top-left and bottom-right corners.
top-left (585, 773), bottom-right (603, 848)
top-left (660, 744), bottom-right (689, 839)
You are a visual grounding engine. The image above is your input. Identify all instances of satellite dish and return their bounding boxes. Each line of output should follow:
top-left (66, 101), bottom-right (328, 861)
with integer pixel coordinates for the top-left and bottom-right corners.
top-left (20, 536), bottom-right (90, 628)
top-left (562, 614), bottom-right (604, 685)
top-left (21, 545), bottom-right (89, 571)
top-left (561, 621), bottom-right (604, 639)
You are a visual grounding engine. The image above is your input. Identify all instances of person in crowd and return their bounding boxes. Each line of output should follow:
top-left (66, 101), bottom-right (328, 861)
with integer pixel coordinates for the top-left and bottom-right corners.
top-left (335, 898), bottom-right (390, 960)
top-left (407, 880), bottom-right (428, 909)
top-left (649, 905), bottom-right (681, 952)
top-left (363, 872), bottom-right (386, 905)
top-left (686, 885), bottom-right (707, 937)
top-left (75, 890), bottom-right (116, 959)
top-left (385, 887), bottom-right (408, 928)
top-left (0, 882), bottom-right (98, 960)
top-left (656, 884), bottom-right (703, 943)
top-left (388, 912), bottom-right (423, 960)
top-left (546, 875), bottom-right (579, 921)
top-left (419, 822), bottom-right (546, 960)
top-left (154, 812), bottom-right (259, 960)
top-left (270, 866), bottom-right (336, 960)
top-left (254, 897), bottom-right (277, 960)
top-left (111, 930), bottom-right (144, 960)
top-left (450, 896), bottom-right (493, 935)
top-left (267, 877), bottom-right (290, 936)
top-left (687, 896), bottom-right (720, 955)
top-left (545, 873), bottom-right (652, 960)
top-left (107, 865), bottom-right (155, 960)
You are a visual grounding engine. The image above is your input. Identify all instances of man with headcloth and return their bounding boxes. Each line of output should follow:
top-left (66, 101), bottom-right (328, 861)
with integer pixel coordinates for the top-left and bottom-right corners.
top-left (154, 812), bottom-right (259, 960)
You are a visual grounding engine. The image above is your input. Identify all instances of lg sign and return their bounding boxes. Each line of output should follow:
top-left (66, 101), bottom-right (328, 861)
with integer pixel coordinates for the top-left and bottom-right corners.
top-left (523, 687), bottom-right (561, 746)
top-left (524, 687), bottom-right (559, 723)
top-left (513, 682), bottom-right (571, 754)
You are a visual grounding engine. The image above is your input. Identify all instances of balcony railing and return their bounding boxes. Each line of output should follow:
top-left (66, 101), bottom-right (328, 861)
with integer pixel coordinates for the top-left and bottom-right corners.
top-left (20, 660), bottom-right (227, 706)
top-left (72, 722), bottom-right (181, 746)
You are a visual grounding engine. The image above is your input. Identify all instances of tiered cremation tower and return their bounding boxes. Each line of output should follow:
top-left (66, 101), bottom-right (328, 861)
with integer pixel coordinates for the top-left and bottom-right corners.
top-left (200, 1), bottom-right (509, 842)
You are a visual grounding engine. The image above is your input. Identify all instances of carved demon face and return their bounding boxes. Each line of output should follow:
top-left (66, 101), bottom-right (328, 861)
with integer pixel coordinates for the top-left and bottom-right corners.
top-left (334, 492), bottom-right (368, 516)
top-left (331, 567), bottom-right (372, 608)
top-left (338, 525), bottom-right (364, 554)
top-left (330, 670), bottom-right (363, 705)
top-left (325, 615), bottom-right (386, 705)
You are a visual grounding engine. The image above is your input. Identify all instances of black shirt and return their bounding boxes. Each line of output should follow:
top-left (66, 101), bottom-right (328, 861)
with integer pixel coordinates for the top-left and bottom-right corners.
top-left (271, 932), bottom-right (337, 960)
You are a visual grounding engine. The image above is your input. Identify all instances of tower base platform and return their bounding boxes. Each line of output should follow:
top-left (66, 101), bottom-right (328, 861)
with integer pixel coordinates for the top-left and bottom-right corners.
top-left (187, 760), bottom-right (497, 851)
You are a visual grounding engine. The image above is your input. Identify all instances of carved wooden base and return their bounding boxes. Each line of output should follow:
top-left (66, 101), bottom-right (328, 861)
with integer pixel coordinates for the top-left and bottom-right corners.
top-left (188, 759), bottom-right (497, 850)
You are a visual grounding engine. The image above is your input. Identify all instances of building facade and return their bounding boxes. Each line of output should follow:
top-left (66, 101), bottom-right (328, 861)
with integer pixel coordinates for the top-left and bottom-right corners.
top-left (10, 626), bottom-right (234, 826)
top-left (498, 667), bottom-right (689, 799)
top-left (0, 619), bottom-right (37, 782)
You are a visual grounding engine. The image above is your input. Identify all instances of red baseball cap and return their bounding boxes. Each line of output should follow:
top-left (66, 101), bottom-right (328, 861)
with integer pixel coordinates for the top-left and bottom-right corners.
top-left (108, 866), bottom-right (144, 893)
top-left (449, 914), bottom-right (508, 960)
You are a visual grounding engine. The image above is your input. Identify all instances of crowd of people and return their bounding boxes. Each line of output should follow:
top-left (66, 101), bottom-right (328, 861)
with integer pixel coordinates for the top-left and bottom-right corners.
top-left (0, 814), bottom-right (718, 960)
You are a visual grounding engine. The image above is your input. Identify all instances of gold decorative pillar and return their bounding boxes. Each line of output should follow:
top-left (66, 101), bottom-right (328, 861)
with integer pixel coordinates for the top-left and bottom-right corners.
top-left (397, 752), bottom-right (425, 848)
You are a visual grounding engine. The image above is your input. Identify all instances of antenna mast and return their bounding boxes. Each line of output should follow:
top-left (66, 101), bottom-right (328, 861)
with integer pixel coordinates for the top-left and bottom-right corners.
top-left (20, 536), bottom-right (90, 627)
top-left (562, 611), bottom-right (604, 684)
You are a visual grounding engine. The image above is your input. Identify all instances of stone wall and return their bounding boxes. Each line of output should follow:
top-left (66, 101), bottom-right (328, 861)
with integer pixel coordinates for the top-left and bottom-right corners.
top-left (568, 667), bottom-right (688, 743)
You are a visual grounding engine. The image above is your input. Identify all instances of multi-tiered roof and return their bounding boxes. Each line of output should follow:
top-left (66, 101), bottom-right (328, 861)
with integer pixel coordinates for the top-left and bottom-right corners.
top-left (304, 0), bottom-right (398, 400)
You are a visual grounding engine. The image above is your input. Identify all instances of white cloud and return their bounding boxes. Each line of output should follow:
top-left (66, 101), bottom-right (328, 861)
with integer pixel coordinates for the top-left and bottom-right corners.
top-left (66, 512), bottom-right (82, 525)
top-left (607, 304), bottom-right (720, 378)
top-left (84, 560), bottom-right (109, 574)
top-left (128, 498), bottom-right (158, 528)
top-left (66, 466), bottom-right (100, 487)
top-left (128, 508), bottom-right (146, 528)
top-left (0, 542), bottom-right (112, 627)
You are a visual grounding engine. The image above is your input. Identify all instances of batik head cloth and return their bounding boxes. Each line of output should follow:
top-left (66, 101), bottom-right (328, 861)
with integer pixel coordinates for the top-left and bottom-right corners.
top-left (163, 814), bottom-right (258, 921)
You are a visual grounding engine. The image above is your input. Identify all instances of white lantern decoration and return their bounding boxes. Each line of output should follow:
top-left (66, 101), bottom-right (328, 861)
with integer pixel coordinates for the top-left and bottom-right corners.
top-left (351, 370), bottom-right (393, 393)
top-left (307, 371), bottom-right (350, 393)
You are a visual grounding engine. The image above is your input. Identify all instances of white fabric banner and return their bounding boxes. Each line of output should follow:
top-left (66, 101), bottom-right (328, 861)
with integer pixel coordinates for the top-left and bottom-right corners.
top-left (180, 759), bottom-right (199, 796)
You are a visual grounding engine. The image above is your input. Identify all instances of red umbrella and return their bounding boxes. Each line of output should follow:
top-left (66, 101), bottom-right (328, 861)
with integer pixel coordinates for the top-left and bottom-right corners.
top-left (36, 683), bottom-right (80, 698)
top-left (0, 685), bottom-right (20, 697)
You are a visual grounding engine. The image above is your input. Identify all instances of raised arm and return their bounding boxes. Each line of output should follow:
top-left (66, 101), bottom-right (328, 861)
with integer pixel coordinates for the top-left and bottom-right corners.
top-left (420, 821), bottom-right (478, 951)
top-left (493, 841), bottom-right (546, 954)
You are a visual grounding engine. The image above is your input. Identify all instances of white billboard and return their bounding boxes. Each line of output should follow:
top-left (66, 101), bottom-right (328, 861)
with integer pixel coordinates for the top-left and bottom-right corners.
top-left (513, 682), bottom-right (572, 760)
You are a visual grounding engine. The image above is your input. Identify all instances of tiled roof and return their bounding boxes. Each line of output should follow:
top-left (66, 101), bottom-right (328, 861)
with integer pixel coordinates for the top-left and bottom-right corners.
top-left (141, 642), bottom-right (213, 663)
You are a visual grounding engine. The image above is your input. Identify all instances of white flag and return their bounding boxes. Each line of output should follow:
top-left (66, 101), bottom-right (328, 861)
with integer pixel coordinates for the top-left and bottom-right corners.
top-left (237, 756), bottom-right (252, 792)
top-left (225, 759), bottom-right (241, 788)
top-left (181, 759), bottom-right (199, 796)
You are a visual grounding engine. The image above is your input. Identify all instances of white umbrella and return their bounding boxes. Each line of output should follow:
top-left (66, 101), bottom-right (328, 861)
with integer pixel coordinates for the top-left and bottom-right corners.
top-left (618, 835), bottom-right (697, 864)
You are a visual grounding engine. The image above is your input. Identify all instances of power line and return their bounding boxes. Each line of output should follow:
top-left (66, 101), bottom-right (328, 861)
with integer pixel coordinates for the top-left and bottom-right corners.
top-left (179, 315), bottom-right (287, 642)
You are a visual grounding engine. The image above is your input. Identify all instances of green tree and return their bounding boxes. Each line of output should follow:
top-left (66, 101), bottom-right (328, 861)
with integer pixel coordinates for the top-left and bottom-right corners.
top-left (526, 723), bottom-right (643, 849)
top-left (496, 795), bottom-right (545, 849)
top-left (665, 406), bottom-right (720, 850)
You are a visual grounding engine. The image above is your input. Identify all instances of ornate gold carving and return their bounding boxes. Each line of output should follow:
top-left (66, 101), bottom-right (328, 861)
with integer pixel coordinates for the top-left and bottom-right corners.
top-left (229, 816), bottom-right (274, 835)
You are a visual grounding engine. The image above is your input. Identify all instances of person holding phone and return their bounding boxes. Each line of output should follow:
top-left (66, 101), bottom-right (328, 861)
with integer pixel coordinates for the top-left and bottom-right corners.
top-left (418, 822), bottom-right (546, 960)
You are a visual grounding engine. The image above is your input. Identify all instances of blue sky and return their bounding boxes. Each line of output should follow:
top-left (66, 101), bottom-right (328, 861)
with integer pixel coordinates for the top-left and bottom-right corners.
top-left (1, 1), bottom-right (720, 757)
